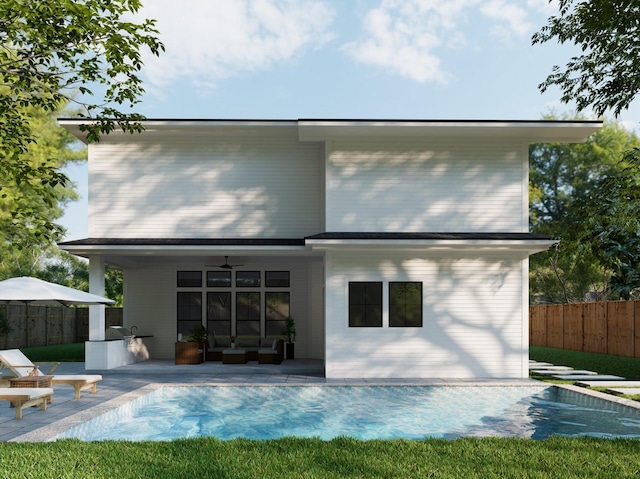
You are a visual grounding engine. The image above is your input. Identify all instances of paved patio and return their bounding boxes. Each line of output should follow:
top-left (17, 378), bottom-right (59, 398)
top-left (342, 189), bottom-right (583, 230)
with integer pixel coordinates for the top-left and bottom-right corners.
top-left (1, 360), bottom-right (541, 442)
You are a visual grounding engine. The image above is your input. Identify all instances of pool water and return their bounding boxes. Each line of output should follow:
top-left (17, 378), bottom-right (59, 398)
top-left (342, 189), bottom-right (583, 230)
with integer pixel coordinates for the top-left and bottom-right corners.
top-left (53, 385), bottom-right (640, 441)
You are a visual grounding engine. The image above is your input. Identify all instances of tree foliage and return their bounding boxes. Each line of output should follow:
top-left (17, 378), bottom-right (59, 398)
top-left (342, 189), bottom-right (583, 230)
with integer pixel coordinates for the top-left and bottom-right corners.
top-left (529, 117), bottom-right (640, 303)
top-left (533, 0), bottom-right (640, 117)
top-left (0, 0), bottom-right (163, 247)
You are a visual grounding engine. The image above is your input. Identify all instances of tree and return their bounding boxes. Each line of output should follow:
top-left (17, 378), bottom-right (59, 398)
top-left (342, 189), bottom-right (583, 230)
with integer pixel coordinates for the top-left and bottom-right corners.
top-left (529, 117), bottom-right (640, 303)
top-left (578, 149), bottom-right (640, 299)
top-left (532, 0), bottom-right (640, 117)
top-left (0, 0), bottom-right (163, 247)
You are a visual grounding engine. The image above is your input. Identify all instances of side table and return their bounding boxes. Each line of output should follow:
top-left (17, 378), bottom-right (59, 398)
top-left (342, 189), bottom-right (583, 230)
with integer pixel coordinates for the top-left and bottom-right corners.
top-left (9, 375), bottom-right (54, 403)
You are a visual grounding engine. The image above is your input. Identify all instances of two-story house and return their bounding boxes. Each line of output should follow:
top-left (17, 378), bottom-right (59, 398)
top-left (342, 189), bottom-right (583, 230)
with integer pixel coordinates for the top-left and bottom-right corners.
top-left (59, 119), bottom-right (601, 378)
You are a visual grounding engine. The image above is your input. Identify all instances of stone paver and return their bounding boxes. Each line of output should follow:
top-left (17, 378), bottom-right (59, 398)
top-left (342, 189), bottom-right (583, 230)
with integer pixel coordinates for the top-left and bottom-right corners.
top-left (554, 374), bottom-right (625, 381)
top-left (576, 380), bottom-right (640, 388)
top-left (607, 388), bottom-right (640, 395)
top-left (534, 369), bottom-right (596, 375)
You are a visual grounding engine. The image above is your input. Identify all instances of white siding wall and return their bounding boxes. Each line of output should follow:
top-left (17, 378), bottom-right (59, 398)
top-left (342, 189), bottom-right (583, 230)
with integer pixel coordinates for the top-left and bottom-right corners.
top-left (324, 250), bottom-right (528, 378)
top-left (122, 257), bottom-right (323, 359)
top-left (88, 128), bottom-right (324, 238)
top-left (326, 139), bottom-right (527, 232)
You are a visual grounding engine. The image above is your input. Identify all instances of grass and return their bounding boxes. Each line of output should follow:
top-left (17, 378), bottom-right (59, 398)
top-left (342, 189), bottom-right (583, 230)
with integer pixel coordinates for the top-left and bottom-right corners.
top-left (530, 346), bottom-right (640, 380)
top-left (0, 437), bottom-right (639, 479)
top-left (21, 342), bottom-right (85, 362)
top-left (530, 346), bottom-right (640, 401)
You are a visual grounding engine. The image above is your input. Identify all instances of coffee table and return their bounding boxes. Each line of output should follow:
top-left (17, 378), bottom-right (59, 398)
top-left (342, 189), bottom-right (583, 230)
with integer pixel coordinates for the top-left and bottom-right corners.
top-left (222, 349), bottom-right (247, 364)
top-left (9, 375), bottom-right (54, 403)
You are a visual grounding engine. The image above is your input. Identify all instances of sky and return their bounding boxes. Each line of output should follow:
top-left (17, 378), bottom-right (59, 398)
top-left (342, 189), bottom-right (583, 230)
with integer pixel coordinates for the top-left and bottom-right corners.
top-left (59, 0), bottom-right (640, 241)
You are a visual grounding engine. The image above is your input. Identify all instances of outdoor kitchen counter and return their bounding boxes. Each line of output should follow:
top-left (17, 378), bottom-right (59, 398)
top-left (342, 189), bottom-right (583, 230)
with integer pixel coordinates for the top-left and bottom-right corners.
top-left (85, 336), bottom-right (154, 370)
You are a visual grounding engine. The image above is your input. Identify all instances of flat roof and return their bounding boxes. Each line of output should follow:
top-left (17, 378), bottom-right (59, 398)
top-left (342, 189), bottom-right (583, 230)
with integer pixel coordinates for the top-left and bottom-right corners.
top-left (58, 118), bottom-right (603, 144)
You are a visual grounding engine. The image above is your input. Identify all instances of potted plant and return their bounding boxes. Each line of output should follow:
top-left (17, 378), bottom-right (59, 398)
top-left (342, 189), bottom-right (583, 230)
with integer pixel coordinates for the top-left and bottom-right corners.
top-left (189, 325), bottom-right (209, 348)
top-left (283, 317), bottom-right (296, 360)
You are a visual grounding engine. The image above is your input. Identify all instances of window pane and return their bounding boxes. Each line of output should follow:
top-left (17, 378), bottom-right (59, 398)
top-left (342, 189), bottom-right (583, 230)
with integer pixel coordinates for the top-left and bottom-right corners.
top-left (177, 271), bottom-right (202, 287)
top-left (236, 271), bottom-right (260, 287)
top-left (389, 282), bottom-right (422, 327)
top-left (177, 292), bottom-right (202, 337)
top-left (207, 292), bottom-right (231, 337)
top-left (207, 271), bottom-right (231, 287)
top-left (266, 292), bottom-right (289, 338)
top-left (349, 282), bottom-right (382, 327)
top-left (236, 292), bottom-right (260, 337)
top-left (265, 271), bottom-right (290, 287)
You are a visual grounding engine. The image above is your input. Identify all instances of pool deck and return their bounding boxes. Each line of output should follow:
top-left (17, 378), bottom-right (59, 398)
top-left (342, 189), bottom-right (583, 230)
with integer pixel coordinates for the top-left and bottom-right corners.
top-left (0, 360), bottom-right (582, 442)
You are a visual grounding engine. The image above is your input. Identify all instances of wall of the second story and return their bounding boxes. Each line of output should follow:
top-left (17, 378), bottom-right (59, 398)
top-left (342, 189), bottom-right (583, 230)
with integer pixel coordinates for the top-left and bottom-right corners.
top-left (325, 138), bottom-right (528, 233)
top-left (88, 126), bottom-right (325, 238)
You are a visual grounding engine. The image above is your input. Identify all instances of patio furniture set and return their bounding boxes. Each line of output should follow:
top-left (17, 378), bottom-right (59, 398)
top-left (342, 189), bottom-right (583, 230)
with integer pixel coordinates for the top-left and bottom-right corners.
top-left (0, 349), bottom-right (102, 419)
top-left (175, 338), bottom-right (285, 365)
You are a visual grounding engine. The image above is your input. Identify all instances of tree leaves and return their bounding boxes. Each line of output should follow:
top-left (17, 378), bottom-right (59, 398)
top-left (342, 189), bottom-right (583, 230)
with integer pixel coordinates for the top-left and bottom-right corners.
top-left (533, 0), bottom-right (640, 117)
top-left (0, 0), bottom-right (164, 248)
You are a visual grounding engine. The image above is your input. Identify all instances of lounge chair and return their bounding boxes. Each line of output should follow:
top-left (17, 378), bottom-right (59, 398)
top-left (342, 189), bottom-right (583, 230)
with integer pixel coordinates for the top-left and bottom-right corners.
top-left (0, 388), bottom-right (53, 419)
top-left (0, 349), bottom-right (102, 400)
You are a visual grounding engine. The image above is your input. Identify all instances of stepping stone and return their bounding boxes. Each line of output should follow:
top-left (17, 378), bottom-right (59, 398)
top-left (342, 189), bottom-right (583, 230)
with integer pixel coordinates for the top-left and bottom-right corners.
top-left (576, 380), bottom-right (640, 388)
top-left (606, 388), bottom-right (640, 395)
top-left (554, 374), bottom-right (625, 381)
top-left (531, 367), bottom-right (576, 374)
top-left (528, 362), bottom-right (553, 368)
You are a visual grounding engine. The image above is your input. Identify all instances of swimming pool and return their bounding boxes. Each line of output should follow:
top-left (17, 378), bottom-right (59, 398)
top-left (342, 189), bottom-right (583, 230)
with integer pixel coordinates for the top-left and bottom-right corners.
top-left (53, 385), bottom-right (640, 441)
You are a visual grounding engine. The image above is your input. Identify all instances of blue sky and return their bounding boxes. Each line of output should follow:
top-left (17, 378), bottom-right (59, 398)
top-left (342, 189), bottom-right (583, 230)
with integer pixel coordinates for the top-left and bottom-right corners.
top-left (59, 0), bottom-right (640, 240)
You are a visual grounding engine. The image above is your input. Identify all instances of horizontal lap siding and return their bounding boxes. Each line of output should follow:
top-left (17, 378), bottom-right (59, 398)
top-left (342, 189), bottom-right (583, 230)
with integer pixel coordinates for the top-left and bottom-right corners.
top-left (326, 139), bottom-right (525, 232)
top-left (89, 130), bottom-right (323, 238)
top-left (325, 251), bottom-right (526, 378)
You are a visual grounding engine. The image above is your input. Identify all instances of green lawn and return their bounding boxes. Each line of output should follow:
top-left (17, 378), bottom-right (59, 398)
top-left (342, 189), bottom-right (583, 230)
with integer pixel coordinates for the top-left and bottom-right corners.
top-left (1, 437), bottom-right (639, 479)
top-left (21, 342), bottom-right (85, 362)
top-left (530, 346), bottom-right (640, 380)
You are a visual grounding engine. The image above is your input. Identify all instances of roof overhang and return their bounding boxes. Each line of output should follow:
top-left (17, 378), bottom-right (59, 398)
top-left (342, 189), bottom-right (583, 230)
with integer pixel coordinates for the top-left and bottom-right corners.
top-left (305, 233), bottom-right (556, 255)
top-left (298, 119), bottom-right (602, 143)
top-left (58, 118), bottom-right (603, 145)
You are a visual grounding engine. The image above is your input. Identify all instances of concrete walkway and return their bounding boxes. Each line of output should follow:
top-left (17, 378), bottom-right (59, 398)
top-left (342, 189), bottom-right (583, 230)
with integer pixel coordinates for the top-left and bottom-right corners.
top-left (1, 361), bottom-right (539, 442)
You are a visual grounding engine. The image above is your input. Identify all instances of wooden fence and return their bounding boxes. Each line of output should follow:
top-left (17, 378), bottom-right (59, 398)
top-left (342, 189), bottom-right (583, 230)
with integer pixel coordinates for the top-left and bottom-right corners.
top-left (0, 305), bottom-right (123, 350)
top-left (530, 300), bottom-right (640, 358)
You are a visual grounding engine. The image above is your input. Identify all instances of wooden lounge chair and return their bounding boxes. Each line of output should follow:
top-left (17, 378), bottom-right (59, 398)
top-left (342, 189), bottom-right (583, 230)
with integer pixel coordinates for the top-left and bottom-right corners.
top-left (0, 388), bottom-right (53, 419)
top-left (0, 349), bottom-right (102, 399)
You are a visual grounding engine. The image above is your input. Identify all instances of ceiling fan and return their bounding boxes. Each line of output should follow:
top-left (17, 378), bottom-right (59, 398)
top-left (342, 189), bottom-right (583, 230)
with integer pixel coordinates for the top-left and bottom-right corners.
top-left (207, 256), bottom-right (243, 270)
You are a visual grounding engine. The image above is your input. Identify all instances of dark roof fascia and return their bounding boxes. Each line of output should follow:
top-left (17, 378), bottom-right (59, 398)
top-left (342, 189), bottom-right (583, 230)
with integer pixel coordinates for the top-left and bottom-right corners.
top-left (58, 238), bottom-right (306, 246)
top-left (59, 233), bottom-right (555, 248)
top-left (57, 118), bottom-right (602, 126)
top-left (304, 232), bottom-right (554, 241)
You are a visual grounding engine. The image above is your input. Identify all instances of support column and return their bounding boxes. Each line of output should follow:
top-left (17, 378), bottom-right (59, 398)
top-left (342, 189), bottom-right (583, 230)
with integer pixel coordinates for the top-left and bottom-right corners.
top-left (88, 255), bottom-right (106, 341)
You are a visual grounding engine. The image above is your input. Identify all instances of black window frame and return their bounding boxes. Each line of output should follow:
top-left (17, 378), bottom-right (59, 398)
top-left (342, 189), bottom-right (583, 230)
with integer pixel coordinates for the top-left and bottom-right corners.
top-left (206, 270), bottom-right (232, 287)
top-left (265, 271), bottom-right (290, 288)
top-left (177, 270), bottom-right (202, 288)
top-left (348, 281), bottom-right (383, 327)
top-left (236, 271), bottom-right (261, 288)
top-left (389, 282), bottom-right (423, 327)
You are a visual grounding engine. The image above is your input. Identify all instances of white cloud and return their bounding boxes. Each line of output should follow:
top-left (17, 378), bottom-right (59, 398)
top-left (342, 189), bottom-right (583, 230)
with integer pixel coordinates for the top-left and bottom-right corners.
top-left (480, 1), bottom-right (532, 38)
top-left (343, 0), bottom-right (550, 84)
top-left (137, 0), bottom-right (335, 93)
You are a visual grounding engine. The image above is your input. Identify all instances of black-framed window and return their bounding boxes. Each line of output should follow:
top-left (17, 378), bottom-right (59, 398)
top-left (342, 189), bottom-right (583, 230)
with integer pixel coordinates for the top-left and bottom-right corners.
top-left (177, 292), bottom-right (202, 337)
top-left (177, 271), bottom-right (202, 288)
top-left (266, 292), bottom-right (289, 336)
top-left (207, 292), bottom-right (231, 337)
top-left (207, 271), bottom-right (231, 287)
top-left (389, 282), bottom-right (423, 327)
top-left (236, 271), bottom-right (261, 288)
top-left (349, 282), bottom-right (382, 327)
top-left (236, 292), bottom-right (260, 335)
top-left (265, 271), bottom-right (290, 288)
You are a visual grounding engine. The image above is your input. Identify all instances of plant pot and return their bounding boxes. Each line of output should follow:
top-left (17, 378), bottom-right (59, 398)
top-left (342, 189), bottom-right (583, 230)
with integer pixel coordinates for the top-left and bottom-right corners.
top-left (285, 342), bottom-right (295, 360)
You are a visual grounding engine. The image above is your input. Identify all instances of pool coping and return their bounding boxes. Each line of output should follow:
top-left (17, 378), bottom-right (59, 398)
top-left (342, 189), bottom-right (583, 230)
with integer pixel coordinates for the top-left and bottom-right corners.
top-left (12, 378), bottom-right (639, 442)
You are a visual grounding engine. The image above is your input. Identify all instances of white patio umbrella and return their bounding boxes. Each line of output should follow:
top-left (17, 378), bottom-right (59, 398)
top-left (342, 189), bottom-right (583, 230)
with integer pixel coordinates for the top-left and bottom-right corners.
top-left (0, 277), bottom-right (115, 306)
